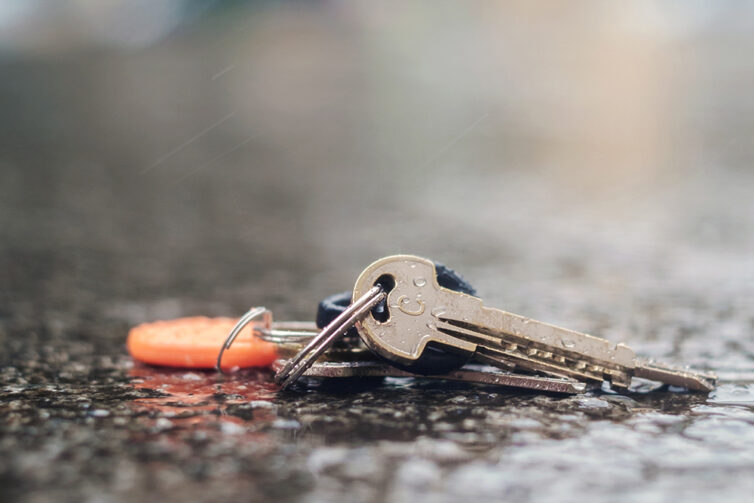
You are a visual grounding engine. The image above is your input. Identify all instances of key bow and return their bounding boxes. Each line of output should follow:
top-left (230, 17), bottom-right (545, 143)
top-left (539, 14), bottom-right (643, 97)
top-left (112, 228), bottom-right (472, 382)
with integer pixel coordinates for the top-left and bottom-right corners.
top-left (353, 255), bottom-right (478, 366)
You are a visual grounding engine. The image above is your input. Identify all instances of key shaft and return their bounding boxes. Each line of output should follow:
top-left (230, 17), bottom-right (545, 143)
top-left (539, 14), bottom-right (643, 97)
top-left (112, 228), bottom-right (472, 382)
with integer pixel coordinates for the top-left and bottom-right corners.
top-left (272, 358), bottom-right (586, 394)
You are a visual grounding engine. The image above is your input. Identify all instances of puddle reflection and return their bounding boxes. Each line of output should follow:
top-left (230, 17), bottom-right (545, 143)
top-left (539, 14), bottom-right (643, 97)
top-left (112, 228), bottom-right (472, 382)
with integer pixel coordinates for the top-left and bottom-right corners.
top-left (128, 365), bottom-right (280, 436)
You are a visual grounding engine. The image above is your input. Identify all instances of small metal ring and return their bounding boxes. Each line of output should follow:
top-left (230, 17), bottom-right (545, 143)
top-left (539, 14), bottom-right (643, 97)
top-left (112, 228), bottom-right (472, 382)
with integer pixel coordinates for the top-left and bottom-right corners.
top-left (216, 306), bottom-right (271, 373)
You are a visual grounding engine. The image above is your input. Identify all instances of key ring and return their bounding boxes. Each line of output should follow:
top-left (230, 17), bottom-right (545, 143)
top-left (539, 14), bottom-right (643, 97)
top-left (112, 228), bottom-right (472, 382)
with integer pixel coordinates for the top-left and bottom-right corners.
top-left (216, 287), bottom-right (384, 386)
top-left (216, 306), bottom-right (272, 373)
top-left (273, 285), bottom-right (385, 390)
top-left (216, 310), bottom-right (325, 370)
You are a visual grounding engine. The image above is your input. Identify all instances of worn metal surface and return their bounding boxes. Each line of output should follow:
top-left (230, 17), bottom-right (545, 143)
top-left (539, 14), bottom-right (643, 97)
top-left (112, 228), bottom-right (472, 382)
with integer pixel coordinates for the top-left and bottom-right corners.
top-left (1, 2), bottom-right (754, 503)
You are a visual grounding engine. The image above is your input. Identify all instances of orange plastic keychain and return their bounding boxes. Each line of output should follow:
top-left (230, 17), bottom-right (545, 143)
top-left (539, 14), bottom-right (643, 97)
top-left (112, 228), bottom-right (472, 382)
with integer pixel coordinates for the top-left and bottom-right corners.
top-left (127, 316), bottom-right (278, 371)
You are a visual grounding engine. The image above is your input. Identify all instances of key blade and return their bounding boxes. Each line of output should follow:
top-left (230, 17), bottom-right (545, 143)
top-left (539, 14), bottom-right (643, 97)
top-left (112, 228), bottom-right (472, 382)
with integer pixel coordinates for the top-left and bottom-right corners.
top-left (436, 316), bottom-right (636, 388)
top-left (272, 359), bottom-right (586, 394)
top-left (634, 361), bottom-right (716, 392)
top-left (465, 316), bottom-right (716, 392)
top-left (438, 309), bottom-right (636, 368)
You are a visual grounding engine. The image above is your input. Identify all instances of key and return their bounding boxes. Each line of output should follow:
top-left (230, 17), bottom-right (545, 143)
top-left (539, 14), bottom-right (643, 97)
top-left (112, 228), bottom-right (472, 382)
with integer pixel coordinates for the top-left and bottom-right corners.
top-left (352, 255), bottom-right (716, 392)
top-left (272, 345), bottom-right (586, 394)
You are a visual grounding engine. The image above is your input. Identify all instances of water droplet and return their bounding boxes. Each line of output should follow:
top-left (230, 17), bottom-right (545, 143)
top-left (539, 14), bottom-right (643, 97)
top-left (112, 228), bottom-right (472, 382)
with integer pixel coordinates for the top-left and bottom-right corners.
top-left (413, 277), bottom-right (427, 287)
top-left (426, 322), bottom-right (436, 330)
top-left (561, 339), bottom-right (575, 349)
top-left (401, 297), bottom-right (410, 305)
top-left (431, 306), bottom-right (446, 318)
top-left (409, 263), bottom-right (417, 269)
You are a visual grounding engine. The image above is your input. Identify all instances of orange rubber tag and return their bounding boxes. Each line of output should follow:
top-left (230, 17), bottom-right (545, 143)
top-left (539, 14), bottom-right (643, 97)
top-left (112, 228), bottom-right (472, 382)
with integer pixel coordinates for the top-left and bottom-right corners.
top-left (127, 316), bottom-right (277, 370)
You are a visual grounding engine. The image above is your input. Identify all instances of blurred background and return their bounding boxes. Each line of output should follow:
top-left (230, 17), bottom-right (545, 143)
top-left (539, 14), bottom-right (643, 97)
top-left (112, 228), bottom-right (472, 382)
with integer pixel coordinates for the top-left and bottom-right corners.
top-left (1, 1), bottom-right (753, 322)
top-left (1, 2), bottom-right (754, 502)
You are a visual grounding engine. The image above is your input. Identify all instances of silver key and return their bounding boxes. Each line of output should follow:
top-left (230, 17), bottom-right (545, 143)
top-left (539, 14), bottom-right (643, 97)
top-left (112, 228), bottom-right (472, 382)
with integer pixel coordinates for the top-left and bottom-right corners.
top-left (352, 255), bottom-right (716, 392)
top-left (272, 348), bottom-right (586, 394)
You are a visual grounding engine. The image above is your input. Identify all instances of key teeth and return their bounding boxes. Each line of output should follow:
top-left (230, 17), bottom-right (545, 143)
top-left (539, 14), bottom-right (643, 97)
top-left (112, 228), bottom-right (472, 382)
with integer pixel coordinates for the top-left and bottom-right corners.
top-left (613, 343), bottom-right (637, 367)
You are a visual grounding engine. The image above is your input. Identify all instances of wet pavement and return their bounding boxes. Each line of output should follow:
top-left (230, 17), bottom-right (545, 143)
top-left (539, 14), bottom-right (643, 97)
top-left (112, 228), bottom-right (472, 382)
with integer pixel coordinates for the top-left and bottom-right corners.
top-left (1, 3), bottom-right (754, 502)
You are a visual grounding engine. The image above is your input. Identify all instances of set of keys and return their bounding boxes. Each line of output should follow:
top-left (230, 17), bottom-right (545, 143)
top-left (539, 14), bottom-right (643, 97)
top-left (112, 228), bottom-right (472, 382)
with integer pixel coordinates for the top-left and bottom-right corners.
top-left (218, 255), bottom-right (716, 394)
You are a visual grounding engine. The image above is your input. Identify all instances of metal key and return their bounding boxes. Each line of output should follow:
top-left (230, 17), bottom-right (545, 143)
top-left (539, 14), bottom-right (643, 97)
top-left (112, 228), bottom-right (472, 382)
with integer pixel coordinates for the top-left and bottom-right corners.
top-left (218, 310), bottom-right (587, 393)
top-left (272, 340), bottom-right (586, 394)
top-left (352, 255), bottom-right (716, 392)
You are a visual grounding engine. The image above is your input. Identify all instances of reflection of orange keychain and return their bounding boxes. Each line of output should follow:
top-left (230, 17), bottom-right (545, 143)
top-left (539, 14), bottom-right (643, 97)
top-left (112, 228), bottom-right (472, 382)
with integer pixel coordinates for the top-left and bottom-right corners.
top-left (127, 316), bottom-right (278, 371)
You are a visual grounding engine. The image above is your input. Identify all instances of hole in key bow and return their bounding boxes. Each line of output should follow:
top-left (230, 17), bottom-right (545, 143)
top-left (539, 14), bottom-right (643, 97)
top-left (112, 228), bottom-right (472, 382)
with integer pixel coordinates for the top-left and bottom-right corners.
top-left (371, 274), bottom-right (395, 323)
